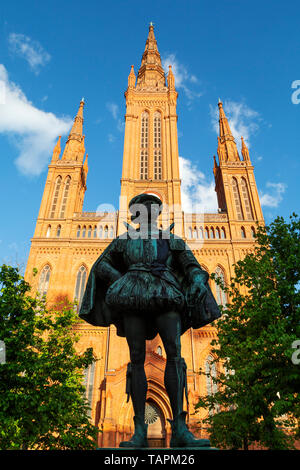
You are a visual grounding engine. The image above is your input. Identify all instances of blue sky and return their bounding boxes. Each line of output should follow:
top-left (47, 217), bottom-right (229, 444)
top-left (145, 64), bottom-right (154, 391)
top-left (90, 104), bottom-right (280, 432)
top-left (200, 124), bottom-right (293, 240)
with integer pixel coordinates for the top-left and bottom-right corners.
top-left (0, 0), bottom-right (299, 269)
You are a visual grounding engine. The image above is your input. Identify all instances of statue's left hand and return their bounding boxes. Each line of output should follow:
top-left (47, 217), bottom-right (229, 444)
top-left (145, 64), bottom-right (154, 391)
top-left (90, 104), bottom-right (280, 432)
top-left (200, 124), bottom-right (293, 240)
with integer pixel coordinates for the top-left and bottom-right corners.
top-left (187, 279), bottom-right (208, 306)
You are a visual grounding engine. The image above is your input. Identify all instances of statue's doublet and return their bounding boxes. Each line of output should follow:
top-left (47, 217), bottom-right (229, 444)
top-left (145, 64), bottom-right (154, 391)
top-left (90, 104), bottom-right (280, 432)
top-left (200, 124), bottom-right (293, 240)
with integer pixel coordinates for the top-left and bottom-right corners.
top-left (79, 232), bottom-right (221, 339)
top-left (105, 236), bottom-right (185, 315)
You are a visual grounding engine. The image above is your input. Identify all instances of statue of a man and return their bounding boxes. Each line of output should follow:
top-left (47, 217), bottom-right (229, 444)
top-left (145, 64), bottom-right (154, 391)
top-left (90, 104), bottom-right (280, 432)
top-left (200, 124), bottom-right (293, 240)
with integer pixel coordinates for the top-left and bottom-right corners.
top-left (79, 194), bottom-right (221, 448)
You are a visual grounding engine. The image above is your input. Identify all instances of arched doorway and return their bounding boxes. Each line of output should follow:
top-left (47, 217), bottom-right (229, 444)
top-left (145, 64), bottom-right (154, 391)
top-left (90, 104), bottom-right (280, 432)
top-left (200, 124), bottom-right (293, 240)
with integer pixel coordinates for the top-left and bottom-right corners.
top-left (145, 401), bottom-right (166, 448)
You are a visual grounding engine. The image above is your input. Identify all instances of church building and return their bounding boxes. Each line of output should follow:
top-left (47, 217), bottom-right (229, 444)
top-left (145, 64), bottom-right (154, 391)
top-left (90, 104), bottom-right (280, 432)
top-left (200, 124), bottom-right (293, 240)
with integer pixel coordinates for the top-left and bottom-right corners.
top-left (24, 24), bottom-right (264, 447)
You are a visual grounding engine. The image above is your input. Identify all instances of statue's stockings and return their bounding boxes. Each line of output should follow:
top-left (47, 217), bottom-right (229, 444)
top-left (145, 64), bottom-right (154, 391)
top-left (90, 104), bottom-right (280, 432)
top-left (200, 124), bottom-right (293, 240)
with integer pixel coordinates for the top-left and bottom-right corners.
top-left (124, 311), bottom-right (184, 420)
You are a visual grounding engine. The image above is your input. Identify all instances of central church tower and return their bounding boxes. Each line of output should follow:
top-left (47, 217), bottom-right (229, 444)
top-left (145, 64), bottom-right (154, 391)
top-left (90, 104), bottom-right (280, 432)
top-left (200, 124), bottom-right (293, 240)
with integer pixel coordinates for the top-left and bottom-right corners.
top-left (119, 24), bottom-right (182, 234)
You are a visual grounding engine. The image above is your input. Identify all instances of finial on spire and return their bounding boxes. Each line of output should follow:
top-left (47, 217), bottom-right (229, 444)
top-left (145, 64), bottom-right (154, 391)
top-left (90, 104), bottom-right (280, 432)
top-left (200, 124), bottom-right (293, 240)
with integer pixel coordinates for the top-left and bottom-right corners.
top-left (167, 64), bottom-right (175, 90)
top-left (128, 65), bottom-right (136, 89)
top-left (241, 136), bottom-right (250, 162)
top-left (51, 135), bottom-right (61, 162)
top-left (149, 21), bottom-right (154, 27)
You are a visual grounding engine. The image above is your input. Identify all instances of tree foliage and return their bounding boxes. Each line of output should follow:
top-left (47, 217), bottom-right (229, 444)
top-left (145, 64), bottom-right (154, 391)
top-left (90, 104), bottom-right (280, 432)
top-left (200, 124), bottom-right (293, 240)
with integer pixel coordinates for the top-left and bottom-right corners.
top-left (196, 214), bottom-right (300, 450)
top-left (0, 265), bottom-right (98, 450)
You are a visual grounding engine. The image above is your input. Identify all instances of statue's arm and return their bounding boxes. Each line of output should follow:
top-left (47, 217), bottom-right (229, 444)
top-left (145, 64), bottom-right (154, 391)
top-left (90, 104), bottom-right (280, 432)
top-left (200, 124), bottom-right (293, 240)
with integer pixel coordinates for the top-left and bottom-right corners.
top-left (96, 261), bottom-right (122, 285)
top-left (176, 246), bottom-right (209, 284)
top-left (175, 241), bottom-right (209, 304)
top-left (95, 240), bottom-right (123, 286)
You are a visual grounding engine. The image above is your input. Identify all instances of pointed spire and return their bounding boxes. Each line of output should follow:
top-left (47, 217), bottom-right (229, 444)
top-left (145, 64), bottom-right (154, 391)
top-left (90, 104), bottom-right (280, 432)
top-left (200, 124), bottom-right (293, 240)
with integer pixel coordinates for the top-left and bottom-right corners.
top-left (167, 65), bottom-right (175, 90)
top-left (51, 136), bottom-right (61, 162)
top-left (128, 65), bottom-right (136, 89)
top-left (83, 153), bottom-right (88, 182)
top-left (68, 99), bottom-right (84, 141)
top-left (241, 136), bottom-right (250, 162)
top-left (62, 99), bottom-right (85, 161)
top-left (213, 155), bottom-right (218, 176)
top-left (136, 24), bottom-right (166, 90)
top-left (217, 100), bottom-right (240, 162)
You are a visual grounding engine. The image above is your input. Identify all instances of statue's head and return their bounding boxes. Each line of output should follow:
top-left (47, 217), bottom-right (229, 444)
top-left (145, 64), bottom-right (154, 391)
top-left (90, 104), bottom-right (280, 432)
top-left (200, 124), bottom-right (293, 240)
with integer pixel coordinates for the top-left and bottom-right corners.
top-left (129, 193), bottom-right (162, 225)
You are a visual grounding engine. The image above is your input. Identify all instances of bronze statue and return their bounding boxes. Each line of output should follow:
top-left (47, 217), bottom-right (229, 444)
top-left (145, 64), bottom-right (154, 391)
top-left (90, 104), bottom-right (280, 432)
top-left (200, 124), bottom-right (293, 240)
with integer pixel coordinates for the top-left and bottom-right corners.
top-left (79, 194), bottom-right (221, 448)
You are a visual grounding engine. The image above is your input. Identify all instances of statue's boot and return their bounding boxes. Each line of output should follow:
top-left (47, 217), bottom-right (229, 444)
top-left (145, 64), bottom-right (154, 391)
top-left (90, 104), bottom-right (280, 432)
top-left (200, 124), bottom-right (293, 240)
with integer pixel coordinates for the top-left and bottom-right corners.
top-left (165, 357), bottom-right (210, 448)
top-left (168, 411), bottom-right (210, 448)
top-left (119, 416), bottom-right (148, 448)
top-left (119, 363), bottom-right (148, 448)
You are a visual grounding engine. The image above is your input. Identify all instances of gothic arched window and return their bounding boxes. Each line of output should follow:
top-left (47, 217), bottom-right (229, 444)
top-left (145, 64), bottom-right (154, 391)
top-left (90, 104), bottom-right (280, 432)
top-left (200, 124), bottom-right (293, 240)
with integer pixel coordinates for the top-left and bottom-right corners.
top-left (193, 227), bottom-right (198, 239)
top-left (241, 226), bottom-right (246, 238)
top-left (50, 176), bottom-right (62, 218)
top-left (156, 346), bottom-right (162, 356)
top-left (109, 226), bottom-right (114, 238)
top-left (199, 227), bottom-right (204, 239)
top-left (205, 227), bottom-right (209, 239)
top-left (188, 227), bottom-right (192, 239)
top-left (82, 226), bottom-right (86, 238)
top-left (210, 227), bottom-right (215, 239)
top-left (140, 112), bottom-right (149, 179)
top-left (83, 361), bottom-right (95, 418)
top-left (153, 112), bottom-right (162, 180)
top-left (232, 177), bottom-right (244, 221)
top-left (104, 226), bottom-right (108, 238)
top-left (38, 265), bottom-right (51, 297)
top-left (221, 227), bottom-right (226, 239)
top-left (93, 226), bottom-right (97, 238)
top-left (205, 355), bottom-right (218, 396)
top-left (241, 177), bottom-right (254, 220)
top-left (87, 226), bottom-right (92, 238)
top-left (59, 176), bottom-right (71, 218)
top-left (251, 226), bottom-right (256, 238)
top-left (46, 225), bottom-right (51, 238)
top-left (56, 225), bottom-right (61, 238)
top-left (77, 226), bottom-right (81, 238)
top-left (98, 226), bottom-right (103, 238)
top-left (215, 227), bottom-right (220, 239)
top-left (74, 265), bottom-right (87, 311)
top-left (215, 266), bottom-right (227, 307)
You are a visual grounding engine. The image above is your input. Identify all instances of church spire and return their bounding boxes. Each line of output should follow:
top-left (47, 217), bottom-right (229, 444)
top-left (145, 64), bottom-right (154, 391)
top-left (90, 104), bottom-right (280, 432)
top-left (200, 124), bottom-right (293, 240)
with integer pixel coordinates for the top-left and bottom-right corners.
top-left (68, 98), bottom-right (84, 141)
top-left (241, 136), bottom-right (251, 163)
top-left (51, 135), bottom-right (61, 162)
top-left (136, 24), bottom-right (166, 90)
top-left (217, 100), bottom-right (240, 162)
top-left (62, 99), bottom-right (86, 162)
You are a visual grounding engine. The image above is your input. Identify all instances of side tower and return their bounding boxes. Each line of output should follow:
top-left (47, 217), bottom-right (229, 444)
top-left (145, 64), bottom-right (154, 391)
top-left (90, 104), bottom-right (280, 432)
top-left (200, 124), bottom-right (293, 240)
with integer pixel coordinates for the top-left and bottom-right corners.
top-left (119, 24), bottom-right (182, 233)
top-left (213, 100), bottom-right (264, 240)
top-left (25, 100), bottom-right (89, 300)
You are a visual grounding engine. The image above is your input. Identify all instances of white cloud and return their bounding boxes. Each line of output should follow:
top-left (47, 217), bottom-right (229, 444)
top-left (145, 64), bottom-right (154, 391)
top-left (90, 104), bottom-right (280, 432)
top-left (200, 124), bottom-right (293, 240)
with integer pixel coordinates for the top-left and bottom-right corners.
top-left (106, 101), bottom-right (124, 133)
top-left (210, 100), bottom-right (260, 151)
top-left (106, 102), bottom-right (119, 120)
top-left (259, 182), bottom-right (286, 207)
top-left (162, 54), bottom-right (202, 106)
top-left (108, 133), bottom-right (115, 143)
top-left (0, 65), bottom-right (72, 176)
top-left (8, 33), bottom-right (51, 74)
top-left (179, 156), bottom-right (218, 213)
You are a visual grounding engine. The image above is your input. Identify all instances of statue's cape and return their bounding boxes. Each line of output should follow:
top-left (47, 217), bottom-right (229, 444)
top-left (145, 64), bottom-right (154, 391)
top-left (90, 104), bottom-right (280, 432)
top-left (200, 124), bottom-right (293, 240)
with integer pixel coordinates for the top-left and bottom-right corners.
top-left (79, 233), bottom-right (221, 339)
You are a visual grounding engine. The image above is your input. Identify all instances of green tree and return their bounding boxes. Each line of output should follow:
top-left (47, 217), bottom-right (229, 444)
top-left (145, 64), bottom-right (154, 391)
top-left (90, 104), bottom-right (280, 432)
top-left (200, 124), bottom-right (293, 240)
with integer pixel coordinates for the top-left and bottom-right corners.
top-left (196, 214), bottom-right (300, 450)
top-left (0, 265), bottom-right (98, 450)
